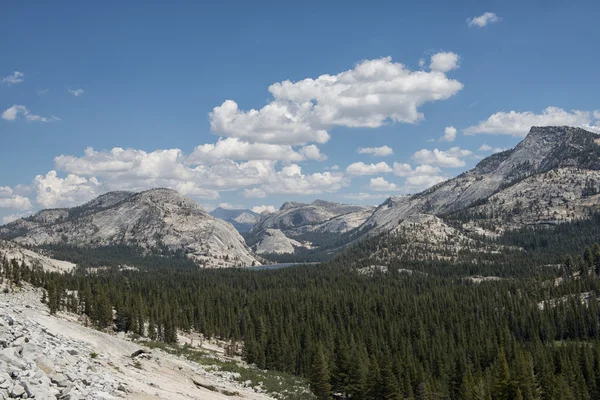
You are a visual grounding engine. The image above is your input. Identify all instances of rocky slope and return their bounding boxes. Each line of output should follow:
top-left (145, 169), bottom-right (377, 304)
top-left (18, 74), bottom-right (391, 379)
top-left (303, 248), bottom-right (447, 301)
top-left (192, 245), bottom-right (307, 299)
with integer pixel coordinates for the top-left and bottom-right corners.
top-left (0, 189), bottom-right (260, 268)
top-left (209, 208), bottom-right (260, 233)
top-left (0, 240), bottom-right (76, 274)
top-left (248, 200), bottom-right (374, 255)
top-left (361, 126), bottom-right (600, 235)
top-left (0, 284), bottom-right (276, 400)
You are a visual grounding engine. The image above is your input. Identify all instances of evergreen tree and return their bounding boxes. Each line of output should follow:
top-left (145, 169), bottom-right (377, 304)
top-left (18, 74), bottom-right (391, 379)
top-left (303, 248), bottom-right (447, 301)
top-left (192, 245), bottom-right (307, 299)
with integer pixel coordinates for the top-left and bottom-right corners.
top-left (310, 344), bottom-right (332, 400)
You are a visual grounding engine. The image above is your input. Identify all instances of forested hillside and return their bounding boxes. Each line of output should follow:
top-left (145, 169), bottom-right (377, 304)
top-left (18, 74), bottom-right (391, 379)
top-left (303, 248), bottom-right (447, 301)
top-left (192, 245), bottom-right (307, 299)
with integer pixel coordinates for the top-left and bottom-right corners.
top-left (4, 225), bottom-right (600, 399)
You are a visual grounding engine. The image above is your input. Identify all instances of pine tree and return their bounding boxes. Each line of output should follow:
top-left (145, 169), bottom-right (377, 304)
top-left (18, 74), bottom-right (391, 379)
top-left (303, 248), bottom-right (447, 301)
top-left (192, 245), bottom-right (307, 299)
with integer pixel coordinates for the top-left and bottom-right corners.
top-left (310, 344), bottom-right (332, 400)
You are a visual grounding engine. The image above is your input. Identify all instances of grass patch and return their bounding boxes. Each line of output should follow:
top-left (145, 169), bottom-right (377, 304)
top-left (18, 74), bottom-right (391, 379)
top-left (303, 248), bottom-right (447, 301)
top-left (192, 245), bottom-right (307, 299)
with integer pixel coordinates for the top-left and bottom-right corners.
top-left (140, 341), bottom-right (313, 400)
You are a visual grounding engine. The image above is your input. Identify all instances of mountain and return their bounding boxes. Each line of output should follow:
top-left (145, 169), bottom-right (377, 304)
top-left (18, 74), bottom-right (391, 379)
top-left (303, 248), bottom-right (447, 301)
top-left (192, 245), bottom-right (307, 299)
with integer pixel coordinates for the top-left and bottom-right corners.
top-left (0, 189), bottom-right (260, 268)
top-left (209, 207), bottom-right (259, 233)
top-left (248, 200), bottom-right (375, 255)
top-left (351, 126), bottom-right (600, 263)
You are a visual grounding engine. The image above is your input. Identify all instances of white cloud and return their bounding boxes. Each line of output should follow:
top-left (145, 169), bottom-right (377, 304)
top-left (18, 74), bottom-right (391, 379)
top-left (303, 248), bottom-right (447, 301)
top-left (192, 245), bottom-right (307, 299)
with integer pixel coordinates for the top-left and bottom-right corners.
top-left (468, 12), bottom-right (500, 27)
top-left (346, 162), bottom-right (392, 176)
top-left (2, 105), bottom-right (59, 122)
top-left (34, 171), bottom-right (102, 208)
top-left (48, 146), bottom-right (347, 206)
top-left (187, 137), bottom-right (309, 164)
top-left (464, 107), bottom-right (600, 136)
top-left (404, 175), bottom-right (446, 192)
top-left (369, 177), bottom-right (401, 192)
top-left (412, 147), bottom-right (472, 167)
top-left (479, 144), bottom-right (507, 153)
top-left (393, 162), bottom-right (442, 177)
top-left (37, 89), bottom-right (49, 95)
top-left (251, 205), bottom-right (277, 214)
top-left (68, 89), bottom-right (84, 97)
top-left (262, 164), bottom-right (348, 195)
top-left (414, 164), bottom-right (443, 176)
top-left (330, 165), bottom-right (340, 170)
top-left (357, 145), bottom-right (394, 157)
top-left (299, 144), bottom-right (327, 161)
top-left (211, 56), bottom-right (463, 145)
top-left (392, 163), bottom-right (414, 177)
top-left (243, 188), bottom-right (267, 198)
top-left (0, 186), bottom-right (32, 210)
top-left (429, 53), bottom-right (460, 73)
top-left (418, 59), bottom-right (425, 68)
top-left (210, 100), bottom-right (330, 145)
top-left (1, 71), bottom-right (24, 85)
top-left (594, 111), bottom-right (600, 120)
top-left (440, 126), bottom-right (457, 142)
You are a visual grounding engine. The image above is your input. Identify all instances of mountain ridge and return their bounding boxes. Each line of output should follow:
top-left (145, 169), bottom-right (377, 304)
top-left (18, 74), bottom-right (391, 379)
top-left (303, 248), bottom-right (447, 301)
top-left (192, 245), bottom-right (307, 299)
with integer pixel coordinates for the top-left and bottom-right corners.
top-left (0, 188), bottom-right (260, 268)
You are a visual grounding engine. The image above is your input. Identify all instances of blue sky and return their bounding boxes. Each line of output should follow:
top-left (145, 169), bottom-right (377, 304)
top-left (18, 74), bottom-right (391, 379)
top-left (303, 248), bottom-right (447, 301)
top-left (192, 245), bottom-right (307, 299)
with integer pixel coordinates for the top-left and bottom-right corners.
top-left (1, 0), bottom-right (600, 221)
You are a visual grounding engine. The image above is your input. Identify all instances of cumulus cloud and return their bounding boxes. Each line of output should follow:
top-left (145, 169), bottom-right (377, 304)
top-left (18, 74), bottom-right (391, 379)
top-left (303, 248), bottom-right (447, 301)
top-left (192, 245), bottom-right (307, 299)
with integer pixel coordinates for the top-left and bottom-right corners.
top-left (429, 53), bottom-right (460, 73)
top-left (468, 12), bottom-right (500, 27)
top-left (369, 177), bottom-right (401, 192)
top-left (412, 147), bottom-right (472, 167)
top-left (0, 186), bottom-right (32, 210)
top-left (440, 126), bottom-right (457, 142)
top-left (251, 205), bottom-right (277, 214)
top-left (404, 175), bottom-right (446, 193)
top-left (299, 144), bottom-right (327, 161)
top-left (464, 107), bottom-right (600, 136)
top-left (479, 144), bottom-right (508, 153)
top-left (346, 162), bottom-right (392, 176)
top-left (33, 171), bottom-right (102, 209)
top-left (210, 100), bottom-right (330, 145)
top-left (210, 55), bottom-right (463, 145)
top-left (2, 105), bottom-right (59, 122)
top-left (68, 89), bottom-right (84, 97)
top-left (393, 162), bottom-right (442, 177)
top-left (187, 138), bottom-right (314, 164)
top-left (261, 164), bottom-right (348, 195)
top-left (1, 71), bottom-right (24, 85)
top-left (357, 145), bottom-right (394, 157)
top-left (45, 146), bottom-right (347, 207)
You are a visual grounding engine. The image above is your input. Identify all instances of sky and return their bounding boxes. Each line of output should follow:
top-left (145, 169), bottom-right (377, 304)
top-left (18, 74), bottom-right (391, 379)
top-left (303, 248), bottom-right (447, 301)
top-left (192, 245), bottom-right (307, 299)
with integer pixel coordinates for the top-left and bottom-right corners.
top-left (2, 0), bottom-right (600, 222)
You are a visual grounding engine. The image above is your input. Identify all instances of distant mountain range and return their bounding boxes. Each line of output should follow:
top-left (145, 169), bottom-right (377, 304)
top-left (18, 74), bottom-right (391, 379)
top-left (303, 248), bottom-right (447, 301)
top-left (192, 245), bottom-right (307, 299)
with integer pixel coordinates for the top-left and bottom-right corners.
top-left (247, 200), bottom-right (375, 255)
top-left (209, 207), bottom-right (259, 233)
top-left (2, 126), bottom-right (600, 268)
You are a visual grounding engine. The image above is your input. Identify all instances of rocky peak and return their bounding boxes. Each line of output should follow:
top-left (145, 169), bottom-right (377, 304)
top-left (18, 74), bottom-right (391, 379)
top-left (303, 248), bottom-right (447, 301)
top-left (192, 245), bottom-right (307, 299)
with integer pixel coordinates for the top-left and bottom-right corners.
top-left (279, 201), bottom-right (307, 211)
top-left (133, 188), bottom-right (202, 210)
top-left (361, 126), bottom-right (600, 235)
top-left (310, 199), bottom-right (339, 208)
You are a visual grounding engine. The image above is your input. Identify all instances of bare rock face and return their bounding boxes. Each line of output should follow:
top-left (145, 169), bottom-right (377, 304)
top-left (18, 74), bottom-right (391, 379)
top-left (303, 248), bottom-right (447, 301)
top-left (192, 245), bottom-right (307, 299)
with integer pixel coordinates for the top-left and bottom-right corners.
top-left (0, 240), bottom-right (76, 273)
top-left (361, 126), bottom-right (600, 235)
top-left (0, 189), bottom-right (260, 268)
top-left (253, 229), bottom-right (310, 255)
